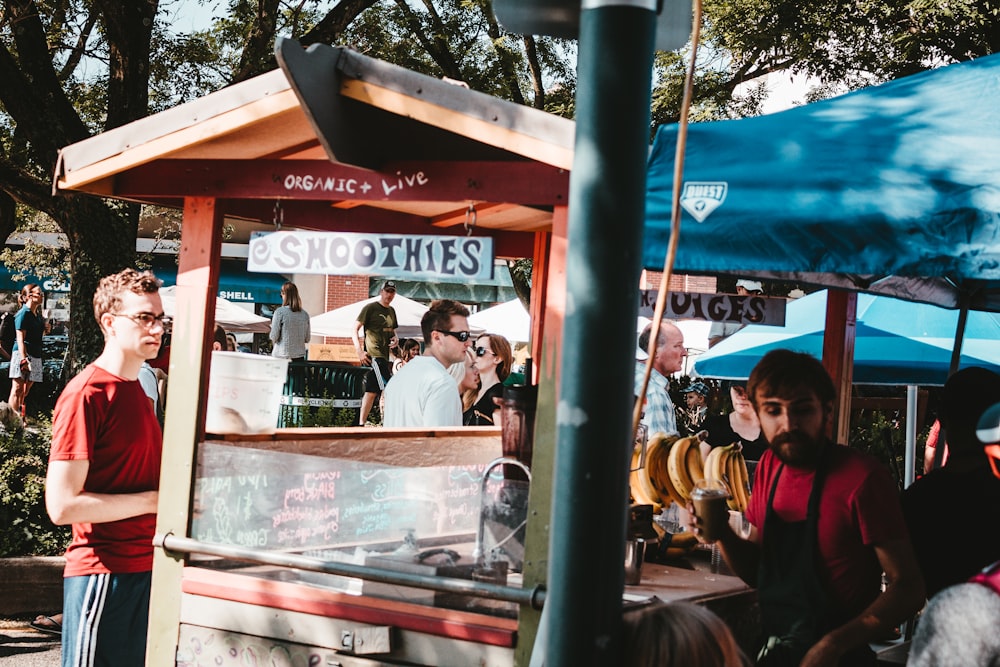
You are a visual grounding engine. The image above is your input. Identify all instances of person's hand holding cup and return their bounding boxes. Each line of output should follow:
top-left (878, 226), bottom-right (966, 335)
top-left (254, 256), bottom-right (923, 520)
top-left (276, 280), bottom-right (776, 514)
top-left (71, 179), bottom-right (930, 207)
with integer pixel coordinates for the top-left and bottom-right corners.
top-left (689, 478), bottom-right (731, 543)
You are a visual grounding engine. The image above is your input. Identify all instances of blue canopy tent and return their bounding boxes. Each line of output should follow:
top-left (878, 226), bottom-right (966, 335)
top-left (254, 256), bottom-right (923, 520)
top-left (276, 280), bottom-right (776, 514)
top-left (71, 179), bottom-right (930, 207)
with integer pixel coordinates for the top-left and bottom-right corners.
top-left (693, 290), bottom-right (1000, 385)
top-left (643, 54), bottom-right (1000, 482)
top-left (643, 54), bottom-right (1000, 313)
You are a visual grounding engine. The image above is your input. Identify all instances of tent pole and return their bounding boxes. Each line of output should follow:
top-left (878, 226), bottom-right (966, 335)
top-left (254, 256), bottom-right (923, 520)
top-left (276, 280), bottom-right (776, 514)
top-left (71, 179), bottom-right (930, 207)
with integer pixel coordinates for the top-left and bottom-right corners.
top-left (936, 294), bottom-right (970, 469)
top-left (947, 296), bottom-right (970, 376)
top-left (904, 385), bottom-right (917, 488)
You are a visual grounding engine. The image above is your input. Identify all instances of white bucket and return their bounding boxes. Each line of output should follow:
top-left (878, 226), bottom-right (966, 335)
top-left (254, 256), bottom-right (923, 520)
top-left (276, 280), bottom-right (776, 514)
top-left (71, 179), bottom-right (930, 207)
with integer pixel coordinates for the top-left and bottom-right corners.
top-left (205, 352), bottom-right (289, 434)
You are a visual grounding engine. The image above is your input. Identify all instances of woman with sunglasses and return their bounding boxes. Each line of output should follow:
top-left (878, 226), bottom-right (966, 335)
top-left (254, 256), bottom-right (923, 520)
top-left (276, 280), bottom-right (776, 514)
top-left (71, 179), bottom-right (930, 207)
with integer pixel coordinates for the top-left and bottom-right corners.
top-left (464, 333), bottom-right (513, 426)
top-left (7, 283), bottom-right (45, 417)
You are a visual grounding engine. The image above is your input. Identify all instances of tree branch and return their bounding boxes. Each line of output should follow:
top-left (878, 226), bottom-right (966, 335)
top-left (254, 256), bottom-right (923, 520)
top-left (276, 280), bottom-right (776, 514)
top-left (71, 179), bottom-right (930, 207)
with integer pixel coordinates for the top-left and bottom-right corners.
top-left (0, 189), bottom-right (15, 245)
top-left (480, 1), bottom-right (525, 105)
top-left (0, 155), bottom-right (57, 221)
top-left (94, 0), bottom-right (156, 129)
top-left (523, 36), bottom-right (544, 109)
top-left (391, 0), bottom-right (461, 79)
top-left (300, 0), bottom-right (379, 46)
top-left (59, 6), bottom-right (101, 83)
top-left (231, 0), bottom-right (280, 83)
top-left (0, 0), bottom-right (90, 162)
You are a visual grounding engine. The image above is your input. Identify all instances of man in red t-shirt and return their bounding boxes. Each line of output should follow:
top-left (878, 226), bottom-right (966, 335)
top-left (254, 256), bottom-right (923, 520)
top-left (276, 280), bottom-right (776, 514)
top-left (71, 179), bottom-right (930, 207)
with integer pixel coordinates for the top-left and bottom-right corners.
top-left (46, 268), bottom-right (164, 666)
top-left (689, 349), bottom-right (925, 666)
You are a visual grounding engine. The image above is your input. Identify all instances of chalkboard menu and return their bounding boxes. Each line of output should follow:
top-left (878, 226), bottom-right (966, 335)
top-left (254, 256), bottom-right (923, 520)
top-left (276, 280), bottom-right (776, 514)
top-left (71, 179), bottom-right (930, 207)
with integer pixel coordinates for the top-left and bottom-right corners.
top-left (192, 442), bottom-right (493, 551)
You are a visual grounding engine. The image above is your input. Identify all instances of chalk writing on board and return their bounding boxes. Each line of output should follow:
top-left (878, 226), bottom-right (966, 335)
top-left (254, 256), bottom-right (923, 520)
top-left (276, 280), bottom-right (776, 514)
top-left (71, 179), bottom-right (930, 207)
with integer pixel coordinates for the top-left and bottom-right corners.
top-left (193, 443), bottom-right (489, 550)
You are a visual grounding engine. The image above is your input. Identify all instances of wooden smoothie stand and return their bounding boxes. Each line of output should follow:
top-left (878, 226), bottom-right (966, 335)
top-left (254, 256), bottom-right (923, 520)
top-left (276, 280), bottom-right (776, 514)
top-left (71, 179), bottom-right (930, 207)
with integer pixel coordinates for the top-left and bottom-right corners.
top-left (54, 40), bottom-right (754, 666)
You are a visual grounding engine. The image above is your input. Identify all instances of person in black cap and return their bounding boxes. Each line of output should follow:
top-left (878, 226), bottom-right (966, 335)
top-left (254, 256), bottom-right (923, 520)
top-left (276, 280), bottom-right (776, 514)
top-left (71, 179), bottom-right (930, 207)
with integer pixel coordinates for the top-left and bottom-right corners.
top-left (908, 398), bottom-right (1000, 667)
top-left (353, 281), bottom-right (399, 425)
top-left (901, 366), bottom-right (1000, 598)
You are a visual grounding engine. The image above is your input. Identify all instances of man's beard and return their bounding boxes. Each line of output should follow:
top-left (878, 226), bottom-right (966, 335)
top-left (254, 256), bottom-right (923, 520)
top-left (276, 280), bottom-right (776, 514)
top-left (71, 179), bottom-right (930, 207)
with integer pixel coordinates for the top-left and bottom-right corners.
top-left (769, 430), bottom-right (825, 468)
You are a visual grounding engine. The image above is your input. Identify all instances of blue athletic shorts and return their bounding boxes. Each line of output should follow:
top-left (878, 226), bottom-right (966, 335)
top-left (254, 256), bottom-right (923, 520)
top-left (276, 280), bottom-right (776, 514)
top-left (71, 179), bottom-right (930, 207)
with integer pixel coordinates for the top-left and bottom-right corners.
top-left (62, 571), bottom-right (151, 667)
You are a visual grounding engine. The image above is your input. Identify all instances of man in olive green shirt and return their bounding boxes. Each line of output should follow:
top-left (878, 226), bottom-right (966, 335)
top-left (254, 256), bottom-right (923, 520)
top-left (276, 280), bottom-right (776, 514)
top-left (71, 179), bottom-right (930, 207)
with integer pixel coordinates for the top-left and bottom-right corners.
top-left (352, 281), bottom-right (398, 425)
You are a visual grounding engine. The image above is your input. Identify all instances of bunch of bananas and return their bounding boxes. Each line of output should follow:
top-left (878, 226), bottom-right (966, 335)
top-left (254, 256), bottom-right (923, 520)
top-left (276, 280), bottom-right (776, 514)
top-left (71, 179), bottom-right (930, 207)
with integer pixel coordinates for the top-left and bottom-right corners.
top-left (703, 443), bottom-right (752, 512)
top-left (630, 431), bottom-right (707, 510)
top-left (630, 432), bottom-right (675, 512)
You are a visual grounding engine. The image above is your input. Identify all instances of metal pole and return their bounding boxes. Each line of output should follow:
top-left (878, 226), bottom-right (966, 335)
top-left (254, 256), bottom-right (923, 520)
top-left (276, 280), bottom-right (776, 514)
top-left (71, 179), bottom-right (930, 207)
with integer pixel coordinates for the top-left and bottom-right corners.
top-left (155, 533), bottom-right (546, 608)
top-left (904, 384), bottom-right (917, 488)
top-left (544, 3), bottom-right (657, 665)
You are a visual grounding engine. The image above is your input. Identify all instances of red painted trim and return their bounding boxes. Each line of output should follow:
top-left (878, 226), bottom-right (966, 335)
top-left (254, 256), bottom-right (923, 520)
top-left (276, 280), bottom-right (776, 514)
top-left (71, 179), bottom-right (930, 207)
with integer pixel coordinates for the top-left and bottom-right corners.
top-left (116, 160), bottom-right (569, 205)
top-left (181, 567), bottom-right (518, 648)
top-left (538, 205), bottom-right (568, 389)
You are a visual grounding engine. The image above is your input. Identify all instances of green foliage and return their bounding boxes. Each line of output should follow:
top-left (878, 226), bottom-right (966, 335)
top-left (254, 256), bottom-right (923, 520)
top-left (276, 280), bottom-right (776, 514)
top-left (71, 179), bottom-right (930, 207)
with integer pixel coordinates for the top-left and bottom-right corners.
top-left (650, 0), bottom-right (1000, 129)
top-left (0, 209), bottom-right (71, 286)
top-left (850, 409), bottom-right (907, 490)
top-left (506, 258), bottom-right (533, 309)
top-left (278, 389), bottom-right (365, 428)
top-left (340, 0), bottom-right (575, 107)
top-left (334, 407), bottom-right (358, 427)
top-left (136, 206), bottom-right (234, 271)
top-left (0, 420), bottom-right (71, 557)
top-left (313, 400), bottom-right (335, 427)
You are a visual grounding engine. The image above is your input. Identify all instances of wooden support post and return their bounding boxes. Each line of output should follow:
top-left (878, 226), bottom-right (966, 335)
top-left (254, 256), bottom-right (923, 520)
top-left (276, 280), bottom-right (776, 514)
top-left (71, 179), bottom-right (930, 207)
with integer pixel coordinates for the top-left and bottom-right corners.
top-left (146, 197), bottom-right (224, 666)
top-left (515, 205), bottom-right (568, 666)
top-left (822, 290), bottom-right (857, 444)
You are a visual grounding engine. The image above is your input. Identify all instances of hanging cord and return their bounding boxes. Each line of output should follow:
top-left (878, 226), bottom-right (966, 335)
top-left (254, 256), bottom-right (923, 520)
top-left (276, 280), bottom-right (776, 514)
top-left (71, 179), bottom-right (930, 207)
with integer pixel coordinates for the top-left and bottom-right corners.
top-left (633, 0), bottom-right (704, 438)
top-left (463, 203), bottom-right (477, 236)
top-left (273, 200), bottom-right (284, 231)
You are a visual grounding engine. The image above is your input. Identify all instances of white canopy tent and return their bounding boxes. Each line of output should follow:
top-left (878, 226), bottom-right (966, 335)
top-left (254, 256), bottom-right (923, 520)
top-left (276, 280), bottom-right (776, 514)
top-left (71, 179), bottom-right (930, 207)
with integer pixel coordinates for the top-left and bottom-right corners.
top-left (471, 300), bottom-right (712, 374)
top-left (468, 299), bottom-right (531, 343)
top-left (159, 286), bottom-right (271, 334)
top-left (311, 294), bottom-right (428, 340)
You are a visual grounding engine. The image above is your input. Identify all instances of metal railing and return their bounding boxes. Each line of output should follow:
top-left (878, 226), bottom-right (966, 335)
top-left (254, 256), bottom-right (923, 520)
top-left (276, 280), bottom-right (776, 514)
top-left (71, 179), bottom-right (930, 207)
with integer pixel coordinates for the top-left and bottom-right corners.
top-left (155, 532), bottom-right (546, 609)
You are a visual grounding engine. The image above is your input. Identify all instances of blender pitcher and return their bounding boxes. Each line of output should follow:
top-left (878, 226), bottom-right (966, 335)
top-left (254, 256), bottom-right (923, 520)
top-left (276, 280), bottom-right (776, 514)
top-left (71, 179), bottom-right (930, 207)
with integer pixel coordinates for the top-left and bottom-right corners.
top-left (495, 383), bottom-right (537, 480)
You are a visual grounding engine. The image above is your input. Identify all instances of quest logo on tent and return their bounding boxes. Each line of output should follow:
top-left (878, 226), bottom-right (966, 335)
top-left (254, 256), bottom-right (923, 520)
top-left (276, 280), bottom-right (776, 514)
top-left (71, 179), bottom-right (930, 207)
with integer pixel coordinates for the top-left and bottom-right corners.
top-left (680, 181), bottom-right (728, 223)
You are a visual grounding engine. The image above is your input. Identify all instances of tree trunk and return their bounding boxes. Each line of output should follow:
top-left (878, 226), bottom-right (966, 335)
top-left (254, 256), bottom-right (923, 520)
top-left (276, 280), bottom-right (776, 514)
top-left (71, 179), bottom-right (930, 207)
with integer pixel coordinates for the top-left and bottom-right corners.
top-left (57, 194), bottom-right (137, 374)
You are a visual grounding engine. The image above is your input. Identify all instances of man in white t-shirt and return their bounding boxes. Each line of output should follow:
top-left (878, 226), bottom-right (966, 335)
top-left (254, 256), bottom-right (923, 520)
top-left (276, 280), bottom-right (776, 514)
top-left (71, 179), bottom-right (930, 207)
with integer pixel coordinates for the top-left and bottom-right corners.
top-left (383, 299), bottom-right (472, 427)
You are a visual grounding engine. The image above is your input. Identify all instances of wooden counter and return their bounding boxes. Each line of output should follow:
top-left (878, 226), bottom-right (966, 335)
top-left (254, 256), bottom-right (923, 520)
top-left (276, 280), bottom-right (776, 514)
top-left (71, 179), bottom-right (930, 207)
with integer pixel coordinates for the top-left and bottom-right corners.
top-left (180, 431), bottom-right (761, 663)
top-left (629, 548), bottom-right (761, 656)
top-left (628, 553), bottom-right (751, 603)
top-left (175, 547), bottom-right (760, 667)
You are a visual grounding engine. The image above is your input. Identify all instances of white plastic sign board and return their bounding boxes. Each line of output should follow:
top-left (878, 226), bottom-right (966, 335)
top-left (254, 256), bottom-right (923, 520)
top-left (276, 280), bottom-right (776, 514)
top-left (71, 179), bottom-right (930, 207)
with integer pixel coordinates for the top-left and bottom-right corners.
top-left (248, 231), bottom-right (494, 281)
top-left (639, 289), bottom-right (786, 326)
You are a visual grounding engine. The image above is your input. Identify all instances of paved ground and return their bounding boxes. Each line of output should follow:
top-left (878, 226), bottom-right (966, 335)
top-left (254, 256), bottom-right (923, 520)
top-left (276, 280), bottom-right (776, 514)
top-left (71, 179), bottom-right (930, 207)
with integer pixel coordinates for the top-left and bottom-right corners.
top-left (0, 621), bottom-right (60, 667)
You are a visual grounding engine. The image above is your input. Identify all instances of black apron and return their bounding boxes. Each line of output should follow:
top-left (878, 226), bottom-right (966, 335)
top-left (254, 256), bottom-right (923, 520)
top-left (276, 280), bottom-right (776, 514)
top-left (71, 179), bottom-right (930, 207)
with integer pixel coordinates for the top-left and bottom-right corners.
top-left (755, 449), bottom-right (876, 667)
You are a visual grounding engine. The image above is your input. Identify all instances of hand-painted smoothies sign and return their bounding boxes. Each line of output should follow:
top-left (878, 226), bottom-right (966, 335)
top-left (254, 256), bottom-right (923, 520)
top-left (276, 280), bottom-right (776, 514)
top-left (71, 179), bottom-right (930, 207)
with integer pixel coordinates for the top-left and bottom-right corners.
top-left (248, 231), bottom-right (494, 280)
top-left (639, 289), bottom-right (786, 326)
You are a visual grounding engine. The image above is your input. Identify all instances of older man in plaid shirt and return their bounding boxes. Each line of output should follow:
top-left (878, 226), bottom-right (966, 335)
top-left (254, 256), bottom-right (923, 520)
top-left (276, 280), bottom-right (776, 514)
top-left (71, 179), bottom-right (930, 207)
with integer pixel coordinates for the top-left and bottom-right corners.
top-left (634, 320), bottom-right (685, 437)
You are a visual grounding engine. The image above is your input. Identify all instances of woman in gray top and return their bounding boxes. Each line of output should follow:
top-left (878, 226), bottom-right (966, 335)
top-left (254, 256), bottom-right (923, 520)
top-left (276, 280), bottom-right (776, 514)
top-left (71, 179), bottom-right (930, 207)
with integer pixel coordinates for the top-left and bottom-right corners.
top-left (269, 282), bottom-right (310, 361)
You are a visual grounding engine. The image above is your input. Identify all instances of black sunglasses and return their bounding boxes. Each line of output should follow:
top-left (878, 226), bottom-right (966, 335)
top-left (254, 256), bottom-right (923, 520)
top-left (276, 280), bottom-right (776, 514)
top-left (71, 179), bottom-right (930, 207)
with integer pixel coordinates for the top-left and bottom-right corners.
top-left (435, 329), bottom-right (471, 342)
top-left (475, 346), bottom-right (495, 357)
